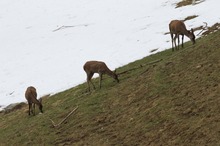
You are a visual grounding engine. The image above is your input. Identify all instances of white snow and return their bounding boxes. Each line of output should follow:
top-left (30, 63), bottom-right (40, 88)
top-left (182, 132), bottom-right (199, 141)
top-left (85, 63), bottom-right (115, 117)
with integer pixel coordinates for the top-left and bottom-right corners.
top-left (0, 0), bottom-right (219, 110)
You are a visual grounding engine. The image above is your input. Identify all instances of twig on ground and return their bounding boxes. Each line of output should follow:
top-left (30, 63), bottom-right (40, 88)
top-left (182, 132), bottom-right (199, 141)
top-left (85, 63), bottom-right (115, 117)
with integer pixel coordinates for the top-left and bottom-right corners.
top-left (118, 66), bottom-right (142, 75)
top-left (50, 106), bottom-right (79, 128)
top-left (143, 59), bottom-right (163, 66)
top-left (118, 59), bottom-right (163, 76)
top-left (196, 22), bottom-right (208, 36)
top-left (139, 68), bottom-right (150, 76)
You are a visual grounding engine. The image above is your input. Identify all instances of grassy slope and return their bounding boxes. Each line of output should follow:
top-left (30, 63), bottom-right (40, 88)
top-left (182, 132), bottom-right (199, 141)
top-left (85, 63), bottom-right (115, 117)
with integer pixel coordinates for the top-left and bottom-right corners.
top-left (0, 30), bottom-right (220, 146)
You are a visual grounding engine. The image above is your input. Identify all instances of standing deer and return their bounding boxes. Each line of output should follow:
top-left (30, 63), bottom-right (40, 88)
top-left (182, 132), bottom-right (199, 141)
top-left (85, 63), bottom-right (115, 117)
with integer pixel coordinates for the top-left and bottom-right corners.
top-left (83, 61), bottom-right (119, 91)
top-left (169, 20), bottom-right (196, 51)
top-left (25, 86), bottom-right (43, 116)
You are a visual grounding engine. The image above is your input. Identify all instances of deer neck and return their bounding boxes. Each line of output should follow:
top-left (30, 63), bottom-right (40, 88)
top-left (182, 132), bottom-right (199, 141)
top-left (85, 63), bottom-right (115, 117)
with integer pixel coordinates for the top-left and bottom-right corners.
top-left (182, 29), bottom-right (192, 38)
top-left (31, 98), bottom-right (41, 106)
top-left (105, 69), bottom-right (115, 77)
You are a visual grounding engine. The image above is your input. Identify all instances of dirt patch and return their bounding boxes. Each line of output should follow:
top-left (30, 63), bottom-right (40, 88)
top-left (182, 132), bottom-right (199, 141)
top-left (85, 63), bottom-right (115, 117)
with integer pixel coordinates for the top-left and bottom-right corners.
top-left (150, 48), bottom-right (158, 53)
top-left (3, 102), bottom-right (26, 114)
top-left (176, 0), bottom-right (205, 8)
top-left (182, 15), bottom-right (198, 22)
top-left (192, 22), bottom-right (220, 37)
top-left (201, 23), bottom-right (220, 36)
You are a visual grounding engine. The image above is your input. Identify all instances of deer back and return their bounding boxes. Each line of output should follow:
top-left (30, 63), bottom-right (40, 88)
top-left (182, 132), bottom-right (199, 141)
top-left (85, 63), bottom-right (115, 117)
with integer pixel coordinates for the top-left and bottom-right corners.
top-left (25, 86), bottom-right (41, 105)
top-left (169, 20), bottom-right (188, 34)
top-left (84, 61), bottom-right (108, 73)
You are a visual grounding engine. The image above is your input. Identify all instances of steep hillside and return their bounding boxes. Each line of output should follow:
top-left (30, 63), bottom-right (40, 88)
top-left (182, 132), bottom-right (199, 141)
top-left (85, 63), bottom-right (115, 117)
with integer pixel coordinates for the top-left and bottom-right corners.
top-left (0, 30), bottom-right (220, 145)
top-left (1, 0), bottom-right (220, 108)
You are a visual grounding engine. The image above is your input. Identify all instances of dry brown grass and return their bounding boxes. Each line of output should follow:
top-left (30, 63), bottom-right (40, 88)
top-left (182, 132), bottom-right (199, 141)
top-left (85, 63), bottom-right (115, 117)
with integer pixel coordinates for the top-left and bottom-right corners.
top-left (176, 0), bottom-right (205, 8)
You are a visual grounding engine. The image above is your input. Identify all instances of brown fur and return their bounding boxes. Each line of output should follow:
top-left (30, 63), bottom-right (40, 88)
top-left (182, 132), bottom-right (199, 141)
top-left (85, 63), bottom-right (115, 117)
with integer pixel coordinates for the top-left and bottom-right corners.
top-left (169, 20), bottom-right (195, 51)
top-left (25, 86), bottom-right (43, 115)
top-left (83, 61), bottom-right (119, 91)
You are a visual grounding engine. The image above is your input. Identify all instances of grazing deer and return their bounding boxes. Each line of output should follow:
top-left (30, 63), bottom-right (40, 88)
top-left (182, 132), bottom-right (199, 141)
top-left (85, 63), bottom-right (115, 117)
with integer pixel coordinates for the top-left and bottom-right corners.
top-left (169, 20), bottom-right (195, 51)
top-left (83, 61), bottom-right (119, 91)
top-left (25, 86), bottom-right (43, 115)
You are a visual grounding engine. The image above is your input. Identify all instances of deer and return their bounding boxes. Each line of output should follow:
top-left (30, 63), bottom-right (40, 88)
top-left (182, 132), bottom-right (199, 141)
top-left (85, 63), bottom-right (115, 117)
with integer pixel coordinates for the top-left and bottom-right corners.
top-left (25, 86), bottom-right (43, 116)
top-left (83, 61), bottom-right (119, 91)
top-left (169, 20), bottom-right (196, 51)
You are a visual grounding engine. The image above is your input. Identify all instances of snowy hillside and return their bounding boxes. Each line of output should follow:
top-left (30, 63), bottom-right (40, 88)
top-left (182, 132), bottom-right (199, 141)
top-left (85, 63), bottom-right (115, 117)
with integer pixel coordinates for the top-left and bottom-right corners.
top-left (0, 0), bottom-right (219, 110)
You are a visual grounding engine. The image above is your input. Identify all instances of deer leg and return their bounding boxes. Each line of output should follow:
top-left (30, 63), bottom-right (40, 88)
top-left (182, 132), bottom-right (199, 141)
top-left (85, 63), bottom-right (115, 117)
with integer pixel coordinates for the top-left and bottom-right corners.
top-left (86, 75), bottom-right (91, 92)
top-left (174, 34), bottom-right (178, 51)
top-left (86, 79), bottom-right (90, 92)
top-left (99, 73), bottom-right (103, 89)
top-left (33, 103), bottom-right (35, 116)
top-left (87, 72), bottom-right (95, 91)
top-left (28, 103), bottom-right (31, 115)
top-left (90, 80), bottom-right (96, 90)
top-left (181, 35), bottom-right (184, 48)
top-left (177, 35), bottom-right (180, 50)
top-left (170, 33), bottom-right (174, 51)
top-left (30, 103), bottom-right (34, 115)
top-left (90, 73), bottom-right (96, 90)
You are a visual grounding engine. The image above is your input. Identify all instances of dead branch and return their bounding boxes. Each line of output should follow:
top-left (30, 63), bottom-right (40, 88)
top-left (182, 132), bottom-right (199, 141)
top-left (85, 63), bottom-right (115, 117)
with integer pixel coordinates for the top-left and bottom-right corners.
top-left (50, 106), bottom-right (78, 128)
top-left (118, 59), bottom-right (162, 76)
top-left (196, 22), bottom-right (208, 36)
top-left (118, 66), bottom-right (141, 75)
top-left (139, 68), bottom-right (150, 76)
top-left (143, 59), bottom-right (163, 66)
top-left (77, 92), bottom-right (90, 98)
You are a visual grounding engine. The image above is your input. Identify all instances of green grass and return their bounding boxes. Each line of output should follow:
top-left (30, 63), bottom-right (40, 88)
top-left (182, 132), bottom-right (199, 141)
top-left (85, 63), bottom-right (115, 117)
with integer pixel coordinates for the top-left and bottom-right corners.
top-left (1, 30), bottom-right (220, 145)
